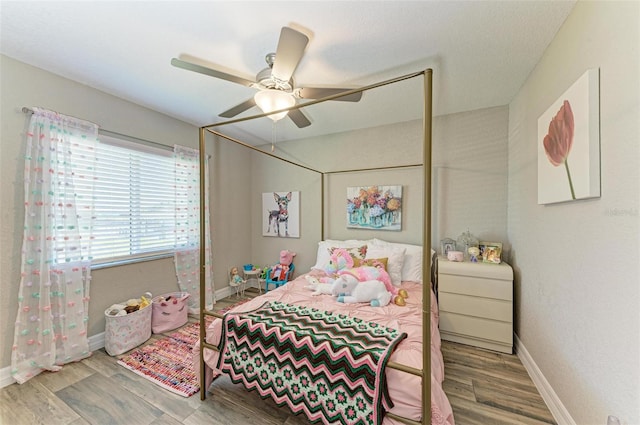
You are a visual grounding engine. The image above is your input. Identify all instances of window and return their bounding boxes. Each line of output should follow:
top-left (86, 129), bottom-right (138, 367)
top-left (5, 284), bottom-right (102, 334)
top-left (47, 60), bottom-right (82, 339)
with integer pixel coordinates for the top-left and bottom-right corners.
top-left (72, 133), bottom-right (177, 265)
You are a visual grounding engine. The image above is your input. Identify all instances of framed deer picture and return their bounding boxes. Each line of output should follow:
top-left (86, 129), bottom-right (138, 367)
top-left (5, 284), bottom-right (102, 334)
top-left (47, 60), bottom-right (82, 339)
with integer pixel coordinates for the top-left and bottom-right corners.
top-left (262, 191), bottom-right (300, 238)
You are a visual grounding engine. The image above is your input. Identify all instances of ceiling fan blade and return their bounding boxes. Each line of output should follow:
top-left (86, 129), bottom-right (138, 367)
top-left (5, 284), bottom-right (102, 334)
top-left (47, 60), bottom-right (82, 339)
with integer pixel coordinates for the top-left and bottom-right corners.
top-left (288, 108), bottom-right (311, 128)
top-left (219, 98), bottom-right (256, 118)
top-left (171, 58), bottom-right (254, 87)
top-left (296, 87), bottom-right (363, 102)
top-left (271, 27), bottom-right (309, 83)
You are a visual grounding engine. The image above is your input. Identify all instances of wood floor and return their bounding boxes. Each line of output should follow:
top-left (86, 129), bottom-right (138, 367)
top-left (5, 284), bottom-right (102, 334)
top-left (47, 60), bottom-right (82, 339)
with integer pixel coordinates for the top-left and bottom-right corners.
top-left (0, 289), bottom-right (556, 425)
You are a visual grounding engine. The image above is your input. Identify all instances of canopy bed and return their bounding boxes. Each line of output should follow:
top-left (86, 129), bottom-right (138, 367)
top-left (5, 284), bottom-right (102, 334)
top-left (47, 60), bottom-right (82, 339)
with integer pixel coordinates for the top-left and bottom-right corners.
top-left (193, 69), bottom-right (454, 425)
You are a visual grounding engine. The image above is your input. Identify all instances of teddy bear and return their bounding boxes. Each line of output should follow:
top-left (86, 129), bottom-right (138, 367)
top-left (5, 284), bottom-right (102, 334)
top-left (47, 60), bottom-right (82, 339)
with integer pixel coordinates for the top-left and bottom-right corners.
top-left (331, 274), bottom-right (392, 307)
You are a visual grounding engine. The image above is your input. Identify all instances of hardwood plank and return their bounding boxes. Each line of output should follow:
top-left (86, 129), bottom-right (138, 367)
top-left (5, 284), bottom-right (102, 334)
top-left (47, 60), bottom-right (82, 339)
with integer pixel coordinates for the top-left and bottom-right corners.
top-left (0, 379), bottom-right (81, 425)
top-left (36, 360), bottom-right (97, 393)
top-left (445, 359), bottom-right (540, 392)
top-left (448, 394), bottom-right (554, 425)
top-left (183, 389), bottom-right (282, 425)
top-left (473, 378), bottom-right (556, 424)
top-left (149, 413), bottom-right (184, 425)
top-left (110, 372), bottom-right (200, 421)
top-left (207, 374), bottom-right (298, 423)
top-left (442, 377), bottom-right (476, 402)
top-left (55, 373), bottom-right (163, 425)
top-left (80, 349), bottom-right (128, 378)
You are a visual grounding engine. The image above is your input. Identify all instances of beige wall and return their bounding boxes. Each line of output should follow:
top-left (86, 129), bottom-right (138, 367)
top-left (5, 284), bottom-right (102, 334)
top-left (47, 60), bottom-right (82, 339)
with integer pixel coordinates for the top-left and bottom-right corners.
top-left (0, 56), bottom-right (205, 369)
top-left (244, 106), bottom-right (509, 273)
top-left (507, 2), bottom-right (639, 424)
top-left (212, 75), bottom-right (508, 277)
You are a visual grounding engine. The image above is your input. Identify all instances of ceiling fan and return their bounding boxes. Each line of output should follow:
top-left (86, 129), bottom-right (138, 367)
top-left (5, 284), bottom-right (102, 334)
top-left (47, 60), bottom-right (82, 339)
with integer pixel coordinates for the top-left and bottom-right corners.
top-left (171, 26), bottom-right (362, 128)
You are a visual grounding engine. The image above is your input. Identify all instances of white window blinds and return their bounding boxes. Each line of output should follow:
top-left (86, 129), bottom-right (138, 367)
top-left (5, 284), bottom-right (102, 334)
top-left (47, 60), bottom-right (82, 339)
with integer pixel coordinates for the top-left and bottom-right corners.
top-left (86, 134), bottom-right (176, 264)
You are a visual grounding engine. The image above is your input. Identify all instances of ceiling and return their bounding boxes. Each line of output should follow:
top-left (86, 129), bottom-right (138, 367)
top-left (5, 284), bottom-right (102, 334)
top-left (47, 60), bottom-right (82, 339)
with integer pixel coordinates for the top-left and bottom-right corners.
top-left (0, 1), bottom-right (576, 144)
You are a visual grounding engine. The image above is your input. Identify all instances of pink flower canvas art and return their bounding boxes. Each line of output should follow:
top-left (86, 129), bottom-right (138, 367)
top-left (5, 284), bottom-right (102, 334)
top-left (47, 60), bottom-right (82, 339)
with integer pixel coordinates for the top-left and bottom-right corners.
top-left (537, 69), bottom-right (601, 204)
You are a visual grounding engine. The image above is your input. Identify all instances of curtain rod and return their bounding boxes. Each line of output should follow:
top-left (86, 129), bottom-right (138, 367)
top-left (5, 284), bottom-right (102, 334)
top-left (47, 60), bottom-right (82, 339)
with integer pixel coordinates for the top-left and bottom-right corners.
top-left (22, 106), bottom-right (176, 154)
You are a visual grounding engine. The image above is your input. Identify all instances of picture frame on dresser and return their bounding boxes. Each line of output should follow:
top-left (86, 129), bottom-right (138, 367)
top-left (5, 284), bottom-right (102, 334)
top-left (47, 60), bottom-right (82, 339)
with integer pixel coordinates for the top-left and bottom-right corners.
top-left (479, 241), bottom-right (502, 264)
top-left (440, 238), bottom-right (456, 256)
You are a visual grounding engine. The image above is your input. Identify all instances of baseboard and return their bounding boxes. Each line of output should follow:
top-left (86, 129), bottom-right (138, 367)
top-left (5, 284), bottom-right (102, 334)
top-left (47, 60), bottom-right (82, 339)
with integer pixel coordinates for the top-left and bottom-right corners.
top-left (515, 333), bottom-right (576, 425)
top-left (0, 286), bottom-right (240, 390)
top-left (0, 332), bottom-right (106, 390)
top-left (0, 366), bottom-right (14, 389)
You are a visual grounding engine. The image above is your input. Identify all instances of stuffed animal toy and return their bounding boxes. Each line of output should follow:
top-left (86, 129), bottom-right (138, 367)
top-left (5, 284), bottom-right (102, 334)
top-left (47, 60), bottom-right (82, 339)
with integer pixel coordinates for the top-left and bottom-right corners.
top-left (331, 274), bottom-right (392, 307)
top-left (337, 265), bottom-right (409, 306)
top-left (270, 249), bottom-right (296, 281)
top-left (304, 275), bottom-right (334, 296)
top-left (324, 248), bottom-right (354, 276)
top-left (323, 248), bottom-right (408, 306)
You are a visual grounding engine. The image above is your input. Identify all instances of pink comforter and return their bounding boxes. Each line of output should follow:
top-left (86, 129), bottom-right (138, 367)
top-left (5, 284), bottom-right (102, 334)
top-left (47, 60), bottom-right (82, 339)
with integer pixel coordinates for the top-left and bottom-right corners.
top-left (194, 271), bottom-right (455, 425)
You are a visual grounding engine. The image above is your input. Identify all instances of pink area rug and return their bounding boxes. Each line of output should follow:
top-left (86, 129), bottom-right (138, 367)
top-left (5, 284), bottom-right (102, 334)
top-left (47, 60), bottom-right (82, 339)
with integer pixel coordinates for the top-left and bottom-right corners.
top-left (116, 299), bottom-right (252, 397)
top-left (117, 322), bottom-right (200, 397)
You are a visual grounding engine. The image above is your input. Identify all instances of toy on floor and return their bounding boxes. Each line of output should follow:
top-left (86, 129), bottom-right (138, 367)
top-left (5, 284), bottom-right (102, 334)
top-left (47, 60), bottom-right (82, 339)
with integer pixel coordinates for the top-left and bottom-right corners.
top-left (230, 267), bottom-right (245, 286)
top-left (229, 266), bottom-right (246, 297)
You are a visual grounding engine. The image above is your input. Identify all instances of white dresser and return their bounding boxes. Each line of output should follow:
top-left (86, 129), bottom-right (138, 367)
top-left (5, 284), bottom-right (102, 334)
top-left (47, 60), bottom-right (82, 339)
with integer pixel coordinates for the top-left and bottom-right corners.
top-left (437, 256), bottom-right (514, 353)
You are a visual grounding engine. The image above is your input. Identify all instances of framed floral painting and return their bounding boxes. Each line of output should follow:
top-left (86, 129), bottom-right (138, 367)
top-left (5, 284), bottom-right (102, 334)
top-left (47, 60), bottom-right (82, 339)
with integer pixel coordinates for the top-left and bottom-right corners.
top-left (346, 185), bottom-right (402, 231)
top-left (537, 68), bottom-right (600, 205)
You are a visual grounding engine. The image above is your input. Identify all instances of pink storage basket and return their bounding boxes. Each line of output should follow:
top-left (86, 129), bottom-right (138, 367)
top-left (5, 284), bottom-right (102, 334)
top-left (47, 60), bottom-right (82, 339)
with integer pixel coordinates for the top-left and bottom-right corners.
top-left (151, 292), bottom-right (190, 334)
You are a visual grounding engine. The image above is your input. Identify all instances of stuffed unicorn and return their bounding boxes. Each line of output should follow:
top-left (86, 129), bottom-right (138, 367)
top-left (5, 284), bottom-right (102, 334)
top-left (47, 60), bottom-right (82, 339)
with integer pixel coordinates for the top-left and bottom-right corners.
top-left (324, 247), bottom-right (355, 276)
top-left (322, 247), bottom-right (408, 306)
top-left (331, 274), bottom-right (392, 307)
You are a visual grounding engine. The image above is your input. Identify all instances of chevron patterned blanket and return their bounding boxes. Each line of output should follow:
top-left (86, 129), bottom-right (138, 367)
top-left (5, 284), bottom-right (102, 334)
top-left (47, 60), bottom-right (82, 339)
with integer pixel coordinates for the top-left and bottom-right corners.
top-left (217, 300), bottom-right (407, 425)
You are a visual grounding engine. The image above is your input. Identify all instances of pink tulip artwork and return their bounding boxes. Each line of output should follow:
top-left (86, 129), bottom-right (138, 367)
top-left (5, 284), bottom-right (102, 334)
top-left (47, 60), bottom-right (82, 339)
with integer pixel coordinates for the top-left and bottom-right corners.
top-left (537, 68), bottom-right (600, 205)
top-left (543, 100), bottom-right (576, 199)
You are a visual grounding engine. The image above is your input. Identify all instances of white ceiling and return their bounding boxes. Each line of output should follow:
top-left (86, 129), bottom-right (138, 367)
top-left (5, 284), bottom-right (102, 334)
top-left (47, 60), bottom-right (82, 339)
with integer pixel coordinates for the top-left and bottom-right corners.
top-left (0, 1), bottom-right (575, 143)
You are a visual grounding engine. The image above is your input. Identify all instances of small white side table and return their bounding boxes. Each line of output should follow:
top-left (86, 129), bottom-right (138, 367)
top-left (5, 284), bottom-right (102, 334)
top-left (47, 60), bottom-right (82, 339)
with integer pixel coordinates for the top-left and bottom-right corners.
top-left (243, 269), bottom-right (263, 294)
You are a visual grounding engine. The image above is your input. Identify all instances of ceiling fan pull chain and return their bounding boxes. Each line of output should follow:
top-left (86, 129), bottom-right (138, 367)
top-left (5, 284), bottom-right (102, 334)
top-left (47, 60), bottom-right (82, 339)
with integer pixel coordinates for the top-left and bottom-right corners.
top-left (271, 121), bottom-right (277, 152)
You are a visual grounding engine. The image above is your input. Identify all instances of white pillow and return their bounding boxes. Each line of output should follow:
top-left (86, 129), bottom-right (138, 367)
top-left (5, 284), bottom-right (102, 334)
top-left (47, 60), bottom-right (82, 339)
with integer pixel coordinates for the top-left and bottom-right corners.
top-left (372, 239), bottom-right (430, 282)
top-left (365, 245), bottom-right (406, 287)
top-left (311, 239), bottom-right (373, 271)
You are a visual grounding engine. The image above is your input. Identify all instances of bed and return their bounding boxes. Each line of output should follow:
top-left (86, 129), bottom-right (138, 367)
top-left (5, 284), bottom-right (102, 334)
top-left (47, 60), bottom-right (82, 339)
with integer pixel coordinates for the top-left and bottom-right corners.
top-left (194, 69), bottom-right (455, 424)
top-left (194, 239), bottom-right (455, 424)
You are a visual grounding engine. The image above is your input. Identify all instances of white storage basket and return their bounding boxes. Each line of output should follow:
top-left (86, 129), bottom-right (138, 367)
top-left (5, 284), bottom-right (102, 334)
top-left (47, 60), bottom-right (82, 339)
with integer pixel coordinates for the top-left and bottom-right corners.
top-left (104, 299), bottom-right (152, 356)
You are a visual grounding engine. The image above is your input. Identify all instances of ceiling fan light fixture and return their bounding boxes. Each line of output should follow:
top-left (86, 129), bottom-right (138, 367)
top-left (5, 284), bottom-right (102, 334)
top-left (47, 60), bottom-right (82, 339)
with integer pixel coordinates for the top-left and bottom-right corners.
top-left (254, 89), bottom-right (296, 122)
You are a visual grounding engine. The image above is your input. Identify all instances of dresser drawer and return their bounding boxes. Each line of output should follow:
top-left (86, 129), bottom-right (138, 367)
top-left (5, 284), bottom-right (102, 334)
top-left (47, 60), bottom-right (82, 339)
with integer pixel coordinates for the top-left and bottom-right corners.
top-left (440, 312), bottom-right (513, 345)
top-left (438, 257), bottom-right (513, 280)
top-left (439, 274), bottom-right (512, 301)
top-left (438, 292), bottom-right (512, 322)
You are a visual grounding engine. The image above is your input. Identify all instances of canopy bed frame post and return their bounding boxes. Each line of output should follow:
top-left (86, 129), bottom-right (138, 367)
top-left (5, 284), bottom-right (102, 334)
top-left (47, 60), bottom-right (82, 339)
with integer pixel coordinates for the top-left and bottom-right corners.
top-left (196, 68), bottom-right (435, 423)
top-left (199, 126), bottom-right (207, 401)
top-left (422, 68), bottom-right (433, 424)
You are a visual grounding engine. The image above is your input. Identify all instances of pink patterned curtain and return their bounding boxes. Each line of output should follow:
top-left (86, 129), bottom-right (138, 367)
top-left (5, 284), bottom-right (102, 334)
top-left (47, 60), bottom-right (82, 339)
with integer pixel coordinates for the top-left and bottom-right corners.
top-left (173, 145), bottom-right (214, 313)
top-left (11, 108), bottom-right (98, 383)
